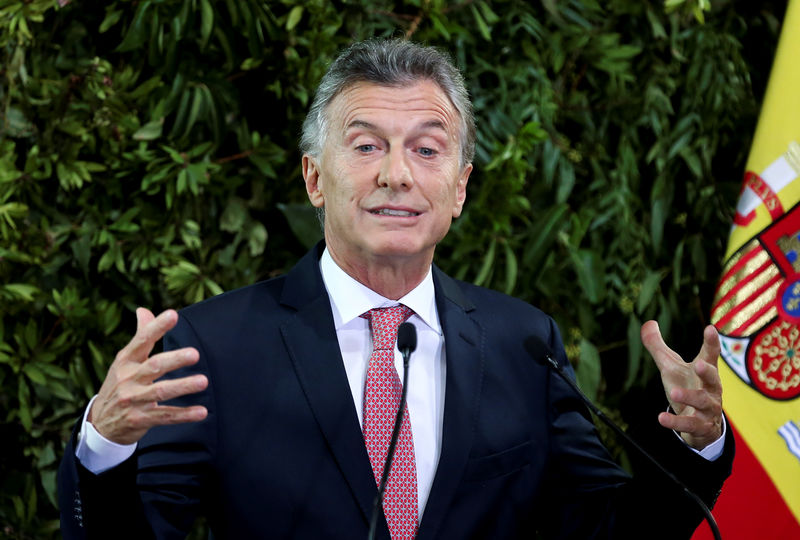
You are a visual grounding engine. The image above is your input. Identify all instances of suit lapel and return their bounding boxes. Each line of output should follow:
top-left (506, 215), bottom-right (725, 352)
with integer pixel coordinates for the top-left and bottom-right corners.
top-left (278, 246), bottom-right (379, 527)
top-left (417, 268), bottom-right (485, 540)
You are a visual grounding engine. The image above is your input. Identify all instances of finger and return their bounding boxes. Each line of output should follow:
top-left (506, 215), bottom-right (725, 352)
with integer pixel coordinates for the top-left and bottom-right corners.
top-left (693, 358), bottom-right (722, 395)
top-left (658, 411), bottom-right (721, 439)
top-left (640, 320), bottom-right (682, 371)
top-left (138, 347), bottom-right (200, 383)
top-left (120, 309), bottom-right (179, 363)
top-left (149, 405), bottom-right (208, 426)
top-left (669, 387), bottom-right (721, 416)
top-left (695, 325), bottom-right (721, 368)
top-left (139, 374), bottom-right (209, 404)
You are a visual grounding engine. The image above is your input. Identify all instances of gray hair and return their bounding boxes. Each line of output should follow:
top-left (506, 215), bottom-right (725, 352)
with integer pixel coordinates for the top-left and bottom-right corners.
top-left (300, 39), bottom-right (476, 168)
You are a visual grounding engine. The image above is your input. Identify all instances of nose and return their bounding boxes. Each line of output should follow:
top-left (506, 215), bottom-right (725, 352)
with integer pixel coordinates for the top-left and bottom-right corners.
top-left (378, 147), bottom-right (413, 191)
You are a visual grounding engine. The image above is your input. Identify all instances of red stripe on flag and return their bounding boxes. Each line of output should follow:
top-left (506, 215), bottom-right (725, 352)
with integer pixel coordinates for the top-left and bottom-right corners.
top-left (711, 257), bottom-right (775, 319)
top-left (692, 419), bottom-right (800, 540)
top-left (716, 258), bottom-right (774, 307)
top-left (712, 272), bottom-right (783, 331)
top-left (730, 285), bottom-right (781, 335)
top-left (714, 245), bottom-right (764, 302)
top-left (722, 243), bottom-right (764, 280)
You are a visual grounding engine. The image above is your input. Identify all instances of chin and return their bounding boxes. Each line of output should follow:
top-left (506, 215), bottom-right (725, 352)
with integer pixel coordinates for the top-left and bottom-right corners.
top-left (368, 238), bottom-right (431, 259)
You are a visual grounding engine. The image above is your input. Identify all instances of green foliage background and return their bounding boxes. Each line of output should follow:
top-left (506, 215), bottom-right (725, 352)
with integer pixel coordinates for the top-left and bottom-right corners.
top-left (0, 0), bottom-right (787, 536)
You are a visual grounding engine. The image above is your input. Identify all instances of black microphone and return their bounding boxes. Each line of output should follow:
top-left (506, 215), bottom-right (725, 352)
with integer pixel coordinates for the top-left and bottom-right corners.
top-left (525, 335), bottom-right (722, 540)
top-left (367, 322), bottom-right (417, 540)
top-left (397, 322), bottom-right (417, 360)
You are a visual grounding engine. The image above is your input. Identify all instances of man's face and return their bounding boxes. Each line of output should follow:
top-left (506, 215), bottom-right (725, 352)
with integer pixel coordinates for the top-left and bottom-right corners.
top-left (302, 80), bottom-right (472, 270)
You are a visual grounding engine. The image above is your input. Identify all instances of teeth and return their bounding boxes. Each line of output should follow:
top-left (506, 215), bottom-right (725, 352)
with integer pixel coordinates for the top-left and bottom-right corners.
top-left (372, 208), bottom-right (419, 217)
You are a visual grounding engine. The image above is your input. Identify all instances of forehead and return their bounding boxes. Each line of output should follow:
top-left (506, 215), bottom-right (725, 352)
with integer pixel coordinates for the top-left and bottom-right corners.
top-left (326, 80), bottom-right (460, 133)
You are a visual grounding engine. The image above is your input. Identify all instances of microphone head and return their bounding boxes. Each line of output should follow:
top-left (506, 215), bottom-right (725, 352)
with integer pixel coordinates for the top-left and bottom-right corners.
top-left (524, 335), bottom-right (555, 367)
top-left (397, 322), bottom-right (417, 354)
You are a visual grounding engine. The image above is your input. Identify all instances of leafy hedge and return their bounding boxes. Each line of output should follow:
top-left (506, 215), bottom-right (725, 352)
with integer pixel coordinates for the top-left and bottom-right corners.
top-left (0, 0), bottom-right (786, 536)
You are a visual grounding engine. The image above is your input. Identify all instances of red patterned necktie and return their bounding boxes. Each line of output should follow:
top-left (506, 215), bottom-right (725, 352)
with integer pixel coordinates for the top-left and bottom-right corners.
top-left (361, 305), bottom-right (418, 540)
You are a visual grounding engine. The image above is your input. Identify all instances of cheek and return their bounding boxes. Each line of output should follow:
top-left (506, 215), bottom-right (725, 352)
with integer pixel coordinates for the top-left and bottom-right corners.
top-left (322, 173), bottom-right (362, 214)
top-left (441, 172), bottom-right (464, 207)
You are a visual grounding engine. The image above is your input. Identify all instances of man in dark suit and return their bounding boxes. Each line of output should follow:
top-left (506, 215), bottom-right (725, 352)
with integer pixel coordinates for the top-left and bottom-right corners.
top-left (59, 39), bottom-right (732, 539)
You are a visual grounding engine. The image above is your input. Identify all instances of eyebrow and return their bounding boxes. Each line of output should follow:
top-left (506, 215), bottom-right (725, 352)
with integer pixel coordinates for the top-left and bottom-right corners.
top-left (345, 119), bottom-right (448, 133)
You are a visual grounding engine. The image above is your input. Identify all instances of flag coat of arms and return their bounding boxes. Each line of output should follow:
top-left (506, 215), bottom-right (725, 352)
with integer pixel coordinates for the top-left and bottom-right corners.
top-left (696, 1), bottom-right (800, 537)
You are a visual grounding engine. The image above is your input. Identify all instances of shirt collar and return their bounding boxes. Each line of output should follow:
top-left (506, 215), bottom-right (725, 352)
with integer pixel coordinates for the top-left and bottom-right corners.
top-left (319, 247), bottom-right (441, 334)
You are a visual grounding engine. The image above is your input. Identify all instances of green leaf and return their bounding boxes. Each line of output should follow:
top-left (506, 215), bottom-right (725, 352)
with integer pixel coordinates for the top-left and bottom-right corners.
top-left (133, 118), bottom-right (164, 141)
top-left (87, 340), bottom-right (108, 380)
top-left (199, 0), bottom-right (214, 48)
top-left (3, 283), bottom-right (39, 302)
top-left (220, 198), bottom-right (248, 232)
top-left (99, 8), bottom-right (123, 33)
top-left (636, 271), bottom-right (662, 314)
top-left (474, 237), bottom-right (497, 287)
top-left (40, 470), bottom-right (57, 509)
top-left (286, 5), bottom-right (303, 31)
top-left (23, 363), bottom-right (47, 385)
top-left (556, 161), bottom-right (576, 204)
top-left (522, 203), bottom-right (569, 270)
top-left (247, 222), bottom-right (268, 256)
top-left (575, 338), bottom-right (601, 401)
top-left (470, 4), bottom-right (491, 41)
top-left (569, 249), bottom-right (605, 304)
top-left (240, 57), bottom-right (263, 70)
top-left (185, 162), bottom-right (206, 195)
top-left (277, 203), bottom-right (322, 250)
top-left (181, 87), bottom-right (205, 140)
top-left (651, 198), bottom-right (667, 251)
top-left (116, 1), bottom-right (152, 52)
top-left (625, 315), bottom-right (643, 391)
top-left (680, 147), bottom-right (703, 178)
top-left (2, 106), bottom-right (36, 137)
top-left (430, 14), bottom-right (451, 40)
top-left (176, 168), bottom-right (188, 194)
top-left (477, 1), bottom-right (500, 24)
top-left (18, 378), bottom-right (32, 432)
top-left (503, 240), bottom-right (518, 295)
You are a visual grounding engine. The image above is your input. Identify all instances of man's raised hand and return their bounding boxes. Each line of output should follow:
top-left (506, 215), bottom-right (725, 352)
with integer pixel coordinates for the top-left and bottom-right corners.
top-left (641, 321), bottom-right (723, 451)
top-left (88, 308), bottom-right (209, 445)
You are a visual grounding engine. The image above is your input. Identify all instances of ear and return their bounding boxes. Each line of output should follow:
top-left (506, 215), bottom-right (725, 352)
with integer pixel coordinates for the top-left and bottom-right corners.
top-left (302, 154), bottom-right (325, 208)
top-left (452, 163), bottom-right (472, 218)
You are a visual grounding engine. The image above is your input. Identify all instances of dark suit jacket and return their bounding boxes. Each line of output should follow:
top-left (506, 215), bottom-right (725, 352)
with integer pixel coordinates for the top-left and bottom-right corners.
top-left (59, 244), bottom-right (733, 539)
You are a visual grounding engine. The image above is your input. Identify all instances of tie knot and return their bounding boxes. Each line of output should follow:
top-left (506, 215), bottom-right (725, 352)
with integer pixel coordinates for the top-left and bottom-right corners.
top-left (361, 305), bottom-right (414, 350)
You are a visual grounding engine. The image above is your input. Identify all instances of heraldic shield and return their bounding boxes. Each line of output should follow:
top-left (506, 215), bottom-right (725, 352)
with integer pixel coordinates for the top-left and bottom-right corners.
top-left (712, 202), bottom-right (800, 401)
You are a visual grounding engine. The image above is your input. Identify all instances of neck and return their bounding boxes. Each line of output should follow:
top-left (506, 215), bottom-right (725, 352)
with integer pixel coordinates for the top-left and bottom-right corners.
top-left (327, 245), bottom-right (432, 300)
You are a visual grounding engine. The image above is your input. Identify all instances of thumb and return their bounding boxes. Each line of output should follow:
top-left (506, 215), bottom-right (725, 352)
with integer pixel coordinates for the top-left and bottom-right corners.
top-left (640, 320), bottom-right (680, 371)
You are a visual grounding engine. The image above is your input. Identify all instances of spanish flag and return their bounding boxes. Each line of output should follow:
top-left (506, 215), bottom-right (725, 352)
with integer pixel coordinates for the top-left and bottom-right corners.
top-left (696, 1), bottom-right (800, 537)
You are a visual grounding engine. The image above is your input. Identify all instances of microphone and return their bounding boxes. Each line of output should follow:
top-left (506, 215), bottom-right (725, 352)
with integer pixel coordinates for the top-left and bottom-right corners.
top-left (397, 322), bottom-right (417, 361)
top-left (367, 322), bottom-right (417, 540)
top-left (525, 335), bottom-right (722, 540)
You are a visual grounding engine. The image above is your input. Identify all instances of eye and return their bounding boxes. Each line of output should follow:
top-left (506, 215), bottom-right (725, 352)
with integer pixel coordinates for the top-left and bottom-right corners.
top-left (356, 144), bottom-right (377, 153)
top-left (418, 147), bottom-right (437, 157)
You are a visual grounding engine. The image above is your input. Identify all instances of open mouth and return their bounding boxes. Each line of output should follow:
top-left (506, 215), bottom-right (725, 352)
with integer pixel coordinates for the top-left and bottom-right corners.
top-left (370, 208), bottom-right (420, 217)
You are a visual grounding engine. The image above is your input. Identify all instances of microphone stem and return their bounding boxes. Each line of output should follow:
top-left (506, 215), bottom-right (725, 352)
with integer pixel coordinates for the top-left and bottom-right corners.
top-left (367, 348), bottom-right (412, 540)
